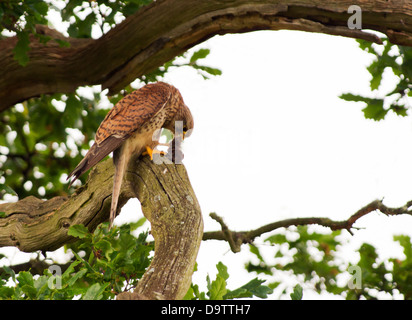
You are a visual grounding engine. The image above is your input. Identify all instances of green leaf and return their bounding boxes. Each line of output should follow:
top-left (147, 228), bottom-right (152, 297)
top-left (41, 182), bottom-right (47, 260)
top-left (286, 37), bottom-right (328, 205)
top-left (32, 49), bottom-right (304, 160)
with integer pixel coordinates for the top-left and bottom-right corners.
top-left (290, 284), bottom-right (303, 300)
top-left (249, 244), bottom-right (264, 262)
top-left (265, 233), bottom-right (287, 244)
top-left (2, 265), bottom-right (16, 282)
top-left (339, 93), bottom-right (368, 102)
top-left (68, 13), bottom-right (96, 38)
top-left (21, 284), bottom-right (37, 299)
top-left (216, 261), bottom-right (229, 281)
top-left (0, 184), bottom-right (17, 195)
top-left (118, 232), bottom-right (137, 251)
top-left (68, 224), bottom-right (90, 239)
top-left (207, 262), bottom-right (229, 300)
top-left (128, 217), bottom-right (147, 231)
top-left (183, 285), bottom-right (196, 300)
top-left (0, 285), bottom-right (15, 299)
top-left (33, 2), bottom-right (49, 15)
top-left (64, 94), bottom-right (83, 127)
top-left (95, 239), bottom-right (113, 260)
top-left (224, 278), bottom-right (273, 299)
top-left (54, 39), bottom-right (71, 48)
top-left (390, 103), bottom-right (408, 117)
top-left (33, 276), bottom-right (49, 299)
top-left (13, 31), bottom-right (31, 66)
top-left (18, 271), bottom-right (37, 299)
top-left (339, 93), bottom-right (387, 121)
top-left (62, 260), bottom-right (81, 278)
top-left (208, 275), bottom-right (227, 300)
top-left (190, 48), bottom-right (210, 64)
top-left (194, 65), bottom-right (222, 77)
top-left (67, 268), bottom-right (87, 287)
top-left (17, 271), bottom-right (34, 287)
top-left (82, 283), bottom-right (107, 300)
top-left (394, 235), bottom-right (412, 261)
top-left (361, 101), bottom-right (387, 121)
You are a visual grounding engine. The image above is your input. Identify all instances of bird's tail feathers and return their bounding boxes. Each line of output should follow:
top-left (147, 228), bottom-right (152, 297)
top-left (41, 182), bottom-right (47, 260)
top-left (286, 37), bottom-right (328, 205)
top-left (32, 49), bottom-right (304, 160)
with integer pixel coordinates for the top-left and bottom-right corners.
top-left (109, 148), bottom-right (128, 229)
top-left (67, 143), bottom-right (106, 187)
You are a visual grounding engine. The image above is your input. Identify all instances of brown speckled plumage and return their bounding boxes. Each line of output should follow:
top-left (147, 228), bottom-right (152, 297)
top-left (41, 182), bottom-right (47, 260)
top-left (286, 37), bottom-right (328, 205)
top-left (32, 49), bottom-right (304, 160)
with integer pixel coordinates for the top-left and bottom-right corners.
top-left (67, 82), bottom-right (194, 228)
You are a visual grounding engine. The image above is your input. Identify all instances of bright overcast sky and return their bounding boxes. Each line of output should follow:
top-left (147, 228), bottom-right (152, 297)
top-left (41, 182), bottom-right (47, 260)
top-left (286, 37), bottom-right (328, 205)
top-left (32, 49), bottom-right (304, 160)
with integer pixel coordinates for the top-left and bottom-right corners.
top-left (145, 30), bottom-right (412, 298)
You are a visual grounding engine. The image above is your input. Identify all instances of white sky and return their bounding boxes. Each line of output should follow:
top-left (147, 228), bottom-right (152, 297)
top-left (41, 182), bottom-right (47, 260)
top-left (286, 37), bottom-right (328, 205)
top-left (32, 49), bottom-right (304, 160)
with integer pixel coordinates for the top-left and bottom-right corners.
top-left (146, 30), bottom-right (412, 299)
top-left (2, 24), bottom-right (412, 299)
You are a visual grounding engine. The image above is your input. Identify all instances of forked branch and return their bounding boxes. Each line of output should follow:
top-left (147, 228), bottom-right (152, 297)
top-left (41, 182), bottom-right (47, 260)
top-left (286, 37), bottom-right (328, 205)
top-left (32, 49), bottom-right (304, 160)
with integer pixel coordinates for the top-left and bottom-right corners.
top-left (204, 199), bottom-right (412, 252)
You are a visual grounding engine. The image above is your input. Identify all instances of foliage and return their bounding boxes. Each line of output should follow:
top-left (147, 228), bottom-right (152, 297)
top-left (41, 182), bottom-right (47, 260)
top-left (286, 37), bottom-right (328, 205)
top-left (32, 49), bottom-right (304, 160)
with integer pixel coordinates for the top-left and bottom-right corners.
top-left (0, 220), bottom-right (152, 300)
top-left (0, 91), bottom-right (108, 199)
top-left (0, 0), bottom-right (50, 66)
top-left (4, 223), bottom-right (412, 300)
top-left (0, 0), bottom-right (221, 200)
top-left (0, 221), bottom-right (272, 300)
top-left (246, 226), bottom-right (412, 299)
top-left (184, 261), bottom-right (273, 300)
top-left (340, 38), bottom-right (412, 120)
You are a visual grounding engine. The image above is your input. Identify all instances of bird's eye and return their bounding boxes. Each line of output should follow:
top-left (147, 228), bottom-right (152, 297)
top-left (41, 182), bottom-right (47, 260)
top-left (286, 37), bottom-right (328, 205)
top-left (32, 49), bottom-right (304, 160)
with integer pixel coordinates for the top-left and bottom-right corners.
top-left (183, 126), bottom-right (188, 133)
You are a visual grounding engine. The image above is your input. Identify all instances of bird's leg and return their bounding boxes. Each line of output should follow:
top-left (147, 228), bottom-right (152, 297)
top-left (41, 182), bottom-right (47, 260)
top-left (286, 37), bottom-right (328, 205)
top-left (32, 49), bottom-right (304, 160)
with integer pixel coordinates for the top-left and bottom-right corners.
top-left (142, 146), bottom-right (166, 160)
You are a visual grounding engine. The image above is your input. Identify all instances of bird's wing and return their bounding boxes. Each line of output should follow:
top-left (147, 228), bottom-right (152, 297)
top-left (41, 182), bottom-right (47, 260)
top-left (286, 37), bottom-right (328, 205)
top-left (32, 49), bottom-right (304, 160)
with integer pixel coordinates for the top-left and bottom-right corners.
top-left (67, 82), bottom-right (172, 186)
top-left (94, 82), bottom-right (172, 144)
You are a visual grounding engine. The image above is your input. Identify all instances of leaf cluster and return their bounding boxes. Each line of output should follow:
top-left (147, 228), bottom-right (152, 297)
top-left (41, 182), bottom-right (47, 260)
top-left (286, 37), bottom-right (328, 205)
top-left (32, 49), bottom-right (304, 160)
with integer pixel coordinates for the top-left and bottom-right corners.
top-left (61, 0), bottom-right (152, 39)
top-left (141, 48), bottom-right (222, 83)
top-left (0, 0), bottom-right (50, 66)
top-left (340, 39), bottom-right (412, 120)
top-left (0, 219), bottom-right (152, 300)
top-left (0, 92), bottom-right (108, 199)
top-left (185, 262), bottom-right (273, 300)
top-left (246, 226), bottom-right (412, 299)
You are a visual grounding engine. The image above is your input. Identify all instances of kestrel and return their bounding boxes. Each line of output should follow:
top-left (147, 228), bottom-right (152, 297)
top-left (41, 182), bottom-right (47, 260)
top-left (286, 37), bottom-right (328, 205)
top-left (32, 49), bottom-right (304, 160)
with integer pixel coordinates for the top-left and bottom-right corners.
top-left (67, 82), bottom-right (194, 228)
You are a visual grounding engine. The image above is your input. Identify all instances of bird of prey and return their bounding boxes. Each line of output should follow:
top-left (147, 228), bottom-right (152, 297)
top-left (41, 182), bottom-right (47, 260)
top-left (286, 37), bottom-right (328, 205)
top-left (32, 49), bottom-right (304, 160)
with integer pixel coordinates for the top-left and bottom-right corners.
top-left (67, 82), bottom-right (194, 228)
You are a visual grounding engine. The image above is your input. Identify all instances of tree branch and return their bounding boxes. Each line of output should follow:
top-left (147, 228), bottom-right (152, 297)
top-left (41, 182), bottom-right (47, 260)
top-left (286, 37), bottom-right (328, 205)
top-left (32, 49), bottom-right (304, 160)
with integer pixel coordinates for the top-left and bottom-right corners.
top-left (0, 156), bottom-right (203, 300)
top-left (117, 156), bottom-right (203, 300)
top-left (203, 199), bottom-right (412, 252)
top-left (3, 0), bottom-right (412, 109)
top-left (0, 159), bottom-right (117, 252)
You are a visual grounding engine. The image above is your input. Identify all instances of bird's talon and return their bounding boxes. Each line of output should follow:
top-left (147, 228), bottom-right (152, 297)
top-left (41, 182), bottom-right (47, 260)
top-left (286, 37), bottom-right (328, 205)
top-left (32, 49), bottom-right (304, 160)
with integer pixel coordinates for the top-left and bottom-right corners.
top-left (143, 146), bottom-right (166, 160)
top-left (143, 146), bottom-right (154, 160)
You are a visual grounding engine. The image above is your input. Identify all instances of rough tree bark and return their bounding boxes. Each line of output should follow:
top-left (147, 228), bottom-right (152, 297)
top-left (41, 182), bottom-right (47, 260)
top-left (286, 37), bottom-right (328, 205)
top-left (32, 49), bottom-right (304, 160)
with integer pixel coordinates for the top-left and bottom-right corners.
top-left (2, 0), bottom-right (412, 109)
top-left (0, 156), bottom-right (203, 300)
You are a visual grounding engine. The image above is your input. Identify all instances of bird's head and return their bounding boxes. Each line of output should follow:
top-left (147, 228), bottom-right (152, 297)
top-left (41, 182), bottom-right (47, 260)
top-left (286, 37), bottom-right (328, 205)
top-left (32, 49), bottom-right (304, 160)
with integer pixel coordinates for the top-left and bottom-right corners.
top-left (164, 103), bottom-right (194, 140)
top-left (180, 104), bottom-right (194, 139)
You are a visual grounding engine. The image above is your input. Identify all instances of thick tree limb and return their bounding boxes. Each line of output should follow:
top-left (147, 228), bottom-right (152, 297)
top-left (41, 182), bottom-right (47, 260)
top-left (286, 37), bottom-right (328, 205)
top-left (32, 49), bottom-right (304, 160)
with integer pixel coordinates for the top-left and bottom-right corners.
top-left (2, 0), bottom-right (412, 109)
top-left (0, 156), bottom-right (203, 300)
top-left (117, 156), bottom-right (203, 300)
top-left (204, 199), bottom-right (412, 253)
top-left (0, 159), bottom-right (118, 252)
